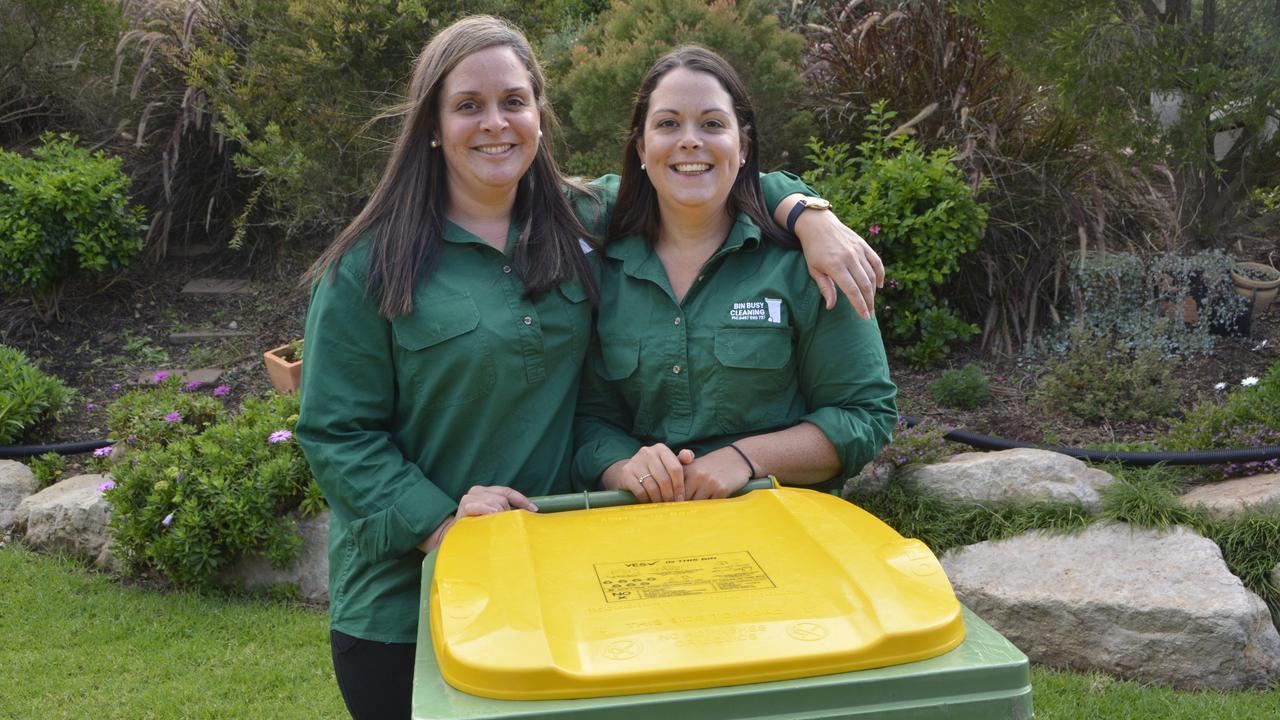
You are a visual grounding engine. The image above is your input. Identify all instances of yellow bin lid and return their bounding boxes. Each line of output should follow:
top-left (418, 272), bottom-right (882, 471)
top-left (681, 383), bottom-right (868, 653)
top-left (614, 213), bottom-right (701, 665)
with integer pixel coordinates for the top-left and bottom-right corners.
top-left (428, 487), bottom-right (965, 700)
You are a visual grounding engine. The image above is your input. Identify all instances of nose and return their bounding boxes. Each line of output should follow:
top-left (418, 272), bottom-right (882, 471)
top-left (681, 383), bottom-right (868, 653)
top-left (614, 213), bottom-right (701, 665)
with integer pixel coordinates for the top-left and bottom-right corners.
top-left (678, 127), bottom-right (702, 150)
top-left (480, 104), bottom-right (508, 133)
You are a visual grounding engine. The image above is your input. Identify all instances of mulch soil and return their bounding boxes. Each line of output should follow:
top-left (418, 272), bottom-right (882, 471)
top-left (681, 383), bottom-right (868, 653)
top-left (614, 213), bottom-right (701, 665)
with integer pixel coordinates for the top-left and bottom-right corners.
top-left (3, 235), bottom-right (1279, 475)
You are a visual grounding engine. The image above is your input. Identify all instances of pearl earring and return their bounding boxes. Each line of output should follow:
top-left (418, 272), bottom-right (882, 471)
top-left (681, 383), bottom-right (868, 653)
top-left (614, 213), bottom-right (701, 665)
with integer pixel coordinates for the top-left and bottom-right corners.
top-left (538, 129), bottom-right (544, 139)
top-left (430, 138), bottom-right (440, 148)
top-left (640, 163), bottom-right (646, 170)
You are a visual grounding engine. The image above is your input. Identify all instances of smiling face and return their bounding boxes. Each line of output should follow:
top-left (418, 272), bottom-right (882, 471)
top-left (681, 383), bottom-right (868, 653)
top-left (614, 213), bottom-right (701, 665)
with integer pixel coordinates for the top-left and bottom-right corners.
top-left (636, 67), bottom-right (747, 220)
top-left (437, 45), bottom-right (541, 210)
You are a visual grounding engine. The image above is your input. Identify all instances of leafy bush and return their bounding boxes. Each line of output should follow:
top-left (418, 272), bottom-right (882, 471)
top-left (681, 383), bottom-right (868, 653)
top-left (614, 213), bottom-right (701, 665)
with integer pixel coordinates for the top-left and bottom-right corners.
top-left (103, 388), bottom-right (325, 586)
top-left (801, 0), bottom-right (1102, 353)
top-left (0, 0), bottom-right (127, 142)
top-left (105, 374), bottom-right (223, 450)
top-left (1161, 361), bottom-right (1280, 481)
top-left (0, 134), bottom-right (145, 307)
top-left (29, 451), bottom-right (66, 489)
top-left (0, 345), bottom-right (75, 444)
top-left (1034, 331), bottom-right (1182, 424)
top-left (928, 364), bottom-right (990, 410)
top-left (181, 0), bottom-right (584, 241)
top-left (1070, 250), bottom-right (1250, 357)
top-left (554, 0), bottom-right (810, 176)
top-left (804, 102), bottom-right (987, 367)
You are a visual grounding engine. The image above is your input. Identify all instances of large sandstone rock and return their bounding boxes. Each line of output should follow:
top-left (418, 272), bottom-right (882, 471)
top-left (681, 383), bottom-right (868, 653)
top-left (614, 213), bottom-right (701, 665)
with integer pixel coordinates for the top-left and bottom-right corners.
top-left (17, 474), bottom-right (114, 559)
top-left (941, 523), bottom-right (1280, 690)
top-left (897, 448), bottom-right (1115, 511)
top-left (0, 460), bottom-right (39, 529)
top-left (1180, 473), bottom-right (1280, 520)
top-left (219, 511), bottom-right (329, 603)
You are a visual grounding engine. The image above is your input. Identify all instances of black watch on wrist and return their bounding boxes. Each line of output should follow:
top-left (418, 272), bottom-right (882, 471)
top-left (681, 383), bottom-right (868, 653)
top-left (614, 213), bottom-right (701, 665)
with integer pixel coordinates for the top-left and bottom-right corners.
top-left (785, 197), bottom-right (832, 235)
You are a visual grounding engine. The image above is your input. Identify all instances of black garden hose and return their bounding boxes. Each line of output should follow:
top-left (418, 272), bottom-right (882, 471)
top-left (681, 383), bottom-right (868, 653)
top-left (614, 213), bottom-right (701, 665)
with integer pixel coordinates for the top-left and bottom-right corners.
top-left (4, 423), bottom-right (1280, 468)
top-left (901, 415), bottom-right (1280, 467)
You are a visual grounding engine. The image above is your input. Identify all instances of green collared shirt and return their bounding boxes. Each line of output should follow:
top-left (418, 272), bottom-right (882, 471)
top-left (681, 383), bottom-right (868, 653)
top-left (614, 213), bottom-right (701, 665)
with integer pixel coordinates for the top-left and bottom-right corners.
top-left (295, 173), bottom-right (813, 642)
top-left (573, 197), bottom-right (898, 489)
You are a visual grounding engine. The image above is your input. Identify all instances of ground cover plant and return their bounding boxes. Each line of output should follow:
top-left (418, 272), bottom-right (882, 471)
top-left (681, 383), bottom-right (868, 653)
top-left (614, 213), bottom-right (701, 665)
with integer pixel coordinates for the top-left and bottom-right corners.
top-left (0, 344), bottom-right (74, 444)
top-left (100, 377), bottom-right (325, 586)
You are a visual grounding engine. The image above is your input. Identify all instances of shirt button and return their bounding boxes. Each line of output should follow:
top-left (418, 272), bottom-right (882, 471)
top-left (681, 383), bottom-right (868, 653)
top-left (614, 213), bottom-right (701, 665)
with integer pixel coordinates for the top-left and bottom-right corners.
top-left (523, 315), bottom-right (533, 326)
top-left (502, 265), bottom-right (512, 274)
top-left (673, 317), bottom-right (681, 326)
top-left (672, 365), bottom-right (681, 374)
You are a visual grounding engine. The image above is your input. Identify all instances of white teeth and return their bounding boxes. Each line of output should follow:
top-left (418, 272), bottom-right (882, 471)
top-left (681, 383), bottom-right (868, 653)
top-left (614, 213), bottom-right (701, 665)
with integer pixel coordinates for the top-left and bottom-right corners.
top-left (673, 163), bottom-right (711, 173)
top-left (476, 144), bottom-right (513, 155)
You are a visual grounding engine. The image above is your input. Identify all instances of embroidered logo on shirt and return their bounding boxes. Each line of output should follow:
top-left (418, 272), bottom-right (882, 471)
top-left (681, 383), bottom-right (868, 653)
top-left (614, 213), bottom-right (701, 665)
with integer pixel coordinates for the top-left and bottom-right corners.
top-left (730, 298), bottom-right (784, 323)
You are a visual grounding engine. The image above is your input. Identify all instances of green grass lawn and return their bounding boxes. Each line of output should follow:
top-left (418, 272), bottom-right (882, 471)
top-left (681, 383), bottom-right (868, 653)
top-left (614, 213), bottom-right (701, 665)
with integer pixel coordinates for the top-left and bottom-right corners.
top-left (2, 545), bottom-right (1278, 719)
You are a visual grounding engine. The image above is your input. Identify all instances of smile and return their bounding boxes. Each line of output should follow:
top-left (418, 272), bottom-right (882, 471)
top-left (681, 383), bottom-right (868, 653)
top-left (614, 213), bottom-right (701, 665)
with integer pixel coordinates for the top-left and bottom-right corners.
top-left (672, 163), bottom-right (712, 174)
top-left (475, 144), bottom-right (514, 155)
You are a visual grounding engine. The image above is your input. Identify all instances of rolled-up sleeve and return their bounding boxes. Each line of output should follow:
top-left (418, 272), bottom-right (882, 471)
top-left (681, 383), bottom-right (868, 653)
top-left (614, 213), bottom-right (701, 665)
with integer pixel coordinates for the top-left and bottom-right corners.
top-left (793, 290), bottom-right (898, 478)
top-left (295, 257), bottom-right (456, 563)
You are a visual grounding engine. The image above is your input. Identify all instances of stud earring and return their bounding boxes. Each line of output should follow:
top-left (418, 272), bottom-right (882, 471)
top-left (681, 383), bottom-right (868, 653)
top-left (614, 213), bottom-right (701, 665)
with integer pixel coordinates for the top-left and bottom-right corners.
top-left (538, 129), bottom-right (544, 139)
top-left (740, 158), bottom-right (746, 166)
top-left (640, 163), bottom-right (646, 170)
top-left (430, 138), bottom-right (440, 148)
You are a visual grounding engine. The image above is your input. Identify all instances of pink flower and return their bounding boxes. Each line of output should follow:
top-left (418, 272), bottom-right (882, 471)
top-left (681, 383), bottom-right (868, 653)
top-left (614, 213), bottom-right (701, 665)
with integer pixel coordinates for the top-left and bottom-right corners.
top-left (92, 446), bottom-right (112, 458)
top-left (111, 383), bottom-right (121, 392)
top-left (868, 225), bottom-right (881, 235)
top-left (85, 402), bottom-right (95, 411)
top-left (268, 430), bottom-right (293, 444)
top-left (212, 385), bottom-right (230, 396)
top-left (152, 371), bottom-right (171, 383)
top-left (164, 412), bottom-right (181, 423)
top-left (184, 380), bottom-right (203, 391)
top-left (97, 480), bottom-right (116, 493)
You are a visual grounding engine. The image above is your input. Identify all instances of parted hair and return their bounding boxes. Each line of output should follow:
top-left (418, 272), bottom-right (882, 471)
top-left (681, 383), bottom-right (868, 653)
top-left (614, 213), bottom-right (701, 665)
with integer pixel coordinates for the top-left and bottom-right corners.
top-left (308, 15), bottom-right (597, 317)
top-left (608, 45), bottom-right (791, 248)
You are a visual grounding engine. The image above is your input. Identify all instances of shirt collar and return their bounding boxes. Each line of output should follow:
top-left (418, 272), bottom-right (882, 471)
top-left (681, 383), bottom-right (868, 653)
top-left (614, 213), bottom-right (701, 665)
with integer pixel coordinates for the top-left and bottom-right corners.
top-left (604, 212), bottom-right (763, 271)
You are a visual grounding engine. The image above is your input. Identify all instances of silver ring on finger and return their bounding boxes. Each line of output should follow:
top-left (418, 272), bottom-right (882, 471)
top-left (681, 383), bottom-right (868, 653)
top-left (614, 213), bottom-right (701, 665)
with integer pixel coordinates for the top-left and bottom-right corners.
top-left (637, 473), bottom-right (653, 485)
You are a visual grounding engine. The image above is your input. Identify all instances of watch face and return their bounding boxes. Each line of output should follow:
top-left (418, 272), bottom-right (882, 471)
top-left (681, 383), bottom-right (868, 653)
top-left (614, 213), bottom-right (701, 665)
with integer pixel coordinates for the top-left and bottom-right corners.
top-left (805, 198), bottom-right (832, 210)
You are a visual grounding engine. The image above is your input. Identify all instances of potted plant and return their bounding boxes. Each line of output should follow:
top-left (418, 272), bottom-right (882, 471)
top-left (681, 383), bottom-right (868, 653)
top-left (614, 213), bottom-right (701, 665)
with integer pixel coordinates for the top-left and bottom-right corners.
top-left (1230, 261), bottom-right (1280, 320)
top-left (263, 339), bottom-right (303, 394)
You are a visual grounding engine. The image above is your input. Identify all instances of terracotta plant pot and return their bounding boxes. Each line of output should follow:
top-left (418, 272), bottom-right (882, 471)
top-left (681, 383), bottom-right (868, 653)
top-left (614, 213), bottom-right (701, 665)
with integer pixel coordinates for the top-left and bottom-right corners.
top-left (263, 343), bottom-right (303, 394)
top-left (1230, 261), bottom-right (1280, 319)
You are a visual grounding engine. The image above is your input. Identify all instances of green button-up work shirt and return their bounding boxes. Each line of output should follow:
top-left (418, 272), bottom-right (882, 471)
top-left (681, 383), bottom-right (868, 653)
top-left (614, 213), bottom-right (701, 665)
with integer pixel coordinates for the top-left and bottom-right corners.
top-left (573, 196), bottom-right (898, 489)
top-left (295, 173), bottom-right (812, 643)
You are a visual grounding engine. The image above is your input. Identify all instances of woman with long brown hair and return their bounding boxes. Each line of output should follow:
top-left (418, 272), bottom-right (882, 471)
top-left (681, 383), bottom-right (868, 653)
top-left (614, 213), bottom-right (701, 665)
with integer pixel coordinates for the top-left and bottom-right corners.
top-left (295, 17), bottom-right (879, 719)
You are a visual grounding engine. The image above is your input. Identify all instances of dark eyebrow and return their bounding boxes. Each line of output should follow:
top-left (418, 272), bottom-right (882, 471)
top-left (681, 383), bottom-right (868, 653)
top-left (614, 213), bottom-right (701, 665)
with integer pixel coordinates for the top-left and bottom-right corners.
top-left (449, 86), bottom-right (531, 98)
top-left (651, 107), bottom-right (731, 116)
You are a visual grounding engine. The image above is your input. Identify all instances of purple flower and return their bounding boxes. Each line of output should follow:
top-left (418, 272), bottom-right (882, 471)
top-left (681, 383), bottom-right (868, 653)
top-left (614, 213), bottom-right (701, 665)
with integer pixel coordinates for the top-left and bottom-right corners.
top-left (184, 380), bottom-right (203, 391)
top-left (212, 385), bottom-right (230, 396)
top-left (268, 430), bottom-right (293, 444)
top-left (164, 412), bottom-right (181, 423)
top-left (92, 446), bottom-right (112, 458)
top-left (97, 480), bottom-right (116, 493)
top-left (161, 513), bottom-right (174, 527)
top-left (85, 402), bottom-right (95, 411)
top-left (868, 225), bottom-right (881, 235)
top-left (126, 434), bottom-right (138, 444)
top-left (152, 371), bottom-right (171, 383)
top-left (111, 383), bottom-right (121, 392)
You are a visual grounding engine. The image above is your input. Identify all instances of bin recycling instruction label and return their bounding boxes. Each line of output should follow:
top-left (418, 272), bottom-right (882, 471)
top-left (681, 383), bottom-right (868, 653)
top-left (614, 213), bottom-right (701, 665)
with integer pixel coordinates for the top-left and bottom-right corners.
top-left (594, 551), bottom-right (775, 602)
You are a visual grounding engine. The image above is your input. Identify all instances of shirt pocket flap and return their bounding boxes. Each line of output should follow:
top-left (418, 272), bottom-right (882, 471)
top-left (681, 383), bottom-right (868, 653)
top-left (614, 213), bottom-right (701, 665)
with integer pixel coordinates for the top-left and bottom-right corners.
top-left (596, 336), bottom-right (639, 380)
top-left (392, 295), bottom-right (480, 350)
top-left (558, 279), bottom-right (588, 304)
top-left (714, 327), bottom-right (792, 370)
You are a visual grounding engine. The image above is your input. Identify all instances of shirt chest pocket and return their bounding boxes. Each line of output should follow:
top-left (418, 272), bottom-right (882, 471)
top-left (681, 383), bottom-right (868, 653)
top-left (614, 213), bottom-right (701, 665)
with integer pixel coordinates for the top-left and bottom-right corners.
top-left (392, 295), bottom-right (495, 408)
top-left (593, 335), bottom-right (639, 381)
top-left (712, 326), bottom-right (796, 431)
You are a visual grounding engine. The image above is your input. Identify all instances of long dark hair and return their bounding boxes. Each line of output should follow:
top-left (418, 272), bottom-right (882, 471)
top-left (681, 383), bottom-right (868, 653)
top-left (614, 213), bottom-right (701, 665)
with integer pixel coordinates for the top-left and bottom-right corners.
top-left (608, 45), bottom-right (791, 247)
top-left (308, 15), bottom-right (597, 317)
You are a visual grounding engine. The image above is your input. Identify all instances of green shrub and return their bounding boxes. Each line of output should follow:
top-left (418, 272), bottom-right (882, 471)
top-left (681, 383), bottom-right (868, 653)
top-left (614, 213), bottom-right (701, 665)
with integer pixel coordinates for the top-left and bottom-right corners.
top-left (928, 363), bottom-right (990, 410)
top-left (804, 102), bottom-right (987, 367)
top-left (0, 134), bottom-right (145, 306)
top-left (28, 451), bottom-right (66, 488)
top-left (1034, 331), bottom-right (1182, 423)
top-left (1160, 361), bottom-right (1280, 481)
top-left (105, 374), bottom-right (223, 450)
top-left (554, 0), bottom-right (810, 176)
top-left (103, 389), bottom-right (325, 586)
top-left (0, 345), bottom-right (75, 444)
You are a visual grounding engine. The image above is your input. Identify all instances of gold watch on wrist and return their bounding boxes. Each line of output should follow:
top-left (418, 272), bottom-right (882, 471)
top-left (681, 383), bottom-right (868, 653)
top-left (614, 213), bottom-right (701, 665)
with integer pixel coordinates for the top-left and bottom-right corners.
top-left (785, 196), bottom-right (832, 235)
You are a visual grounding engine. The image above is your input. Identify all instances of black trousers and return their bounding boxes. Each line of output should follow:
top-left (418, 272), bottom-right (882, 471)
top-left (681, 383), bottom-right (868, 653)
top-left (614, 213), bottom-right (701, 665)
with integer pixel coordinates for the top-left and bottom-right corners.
top-left (330, 629), bottom-right (416, 720)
